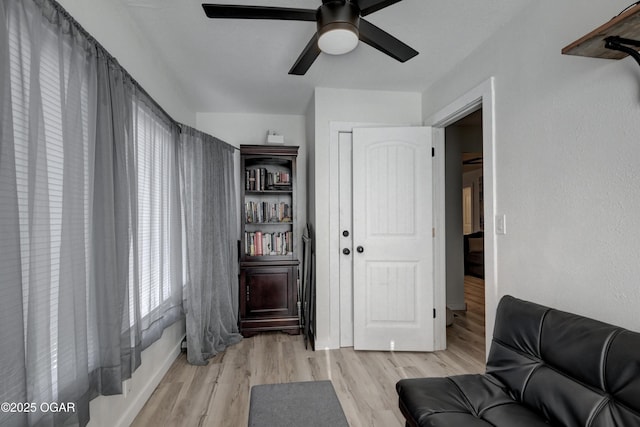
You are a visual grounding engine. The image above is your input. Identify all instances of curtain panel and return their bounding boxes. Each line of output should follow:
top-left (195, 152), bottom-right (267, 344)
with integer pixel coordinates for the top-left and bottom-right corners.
top-left (1, 1), bottom-right (102, 425)
top-left (0, 0), bottom-right (203, 425)
top-left (178, 127), bottom-right (242, 366)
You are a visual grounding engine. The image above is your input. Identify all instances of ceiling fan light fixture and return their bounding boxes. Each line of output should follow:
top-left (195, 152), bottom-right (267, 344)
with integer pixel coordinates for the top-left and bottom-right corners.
top-left (318, 22), bottom-right (359, 55)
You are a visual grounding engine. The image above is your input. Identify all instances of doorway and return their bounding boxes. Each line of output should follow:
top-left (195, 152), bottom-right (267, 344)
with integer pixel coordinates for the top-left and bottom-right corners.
top-left (429, 77), bottom-right (496, 355)
top-left (445, 110), bottom-right (486, 356)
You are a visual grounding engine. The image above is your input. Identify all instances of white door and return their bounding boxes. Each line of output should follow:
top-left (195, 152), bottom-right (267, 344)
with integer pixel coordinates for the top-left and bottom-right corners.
top-left (352, 127), bottom-right (433, 351)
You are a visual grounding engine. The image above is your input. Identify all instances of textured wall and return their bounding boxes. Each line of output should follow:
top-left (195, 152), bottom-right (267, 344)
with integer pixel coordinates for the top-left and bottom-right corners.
top-left (423, 0), bottom-right (640, 332)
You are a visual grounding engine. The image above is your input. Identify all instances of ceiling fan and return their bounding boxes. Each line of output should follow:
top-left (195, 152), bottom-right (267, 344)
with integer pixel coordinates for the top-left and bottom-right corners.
top-left (202, 0), bottom-right (418, 75)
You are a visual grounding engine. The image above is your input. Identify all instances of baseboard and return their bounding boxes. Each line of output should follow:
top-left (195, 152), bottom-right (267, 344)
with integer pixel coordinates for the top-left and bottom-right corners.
top-left (85, 322), bottom-right (187, 427)
top-left (113, 333), bottom-right (185, 427)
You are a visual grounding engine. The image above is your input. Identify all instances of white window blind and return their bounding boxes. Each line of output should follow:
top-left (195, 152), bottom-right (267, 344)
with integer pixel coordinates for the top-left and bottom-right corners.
top-left (131, 101), bottom-right (178, 324)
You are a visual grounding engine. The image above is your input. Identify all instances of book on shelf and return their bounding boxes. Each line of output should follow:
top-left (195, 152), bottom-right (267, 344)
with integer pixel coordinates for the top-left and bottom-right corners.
top-left (245, 167), bottom-right (292, 191)
top-left (245, 201), bottom-right (292, 224)
top-left (244, 231), bottom-right (293, 256)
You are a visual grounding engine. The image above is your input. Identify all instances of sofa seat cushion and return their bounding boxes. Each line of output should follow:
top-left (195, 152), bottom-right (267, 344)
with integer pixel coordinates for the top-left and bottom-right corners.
top-left (396, 375), bottom-right (551, 427)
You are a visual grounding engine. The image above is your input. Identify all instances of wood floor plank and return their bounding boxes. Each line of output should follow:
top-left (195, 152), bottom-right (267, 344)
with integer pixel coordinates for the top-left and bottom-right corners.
top-left (132, 276), bottom-right (485, 426)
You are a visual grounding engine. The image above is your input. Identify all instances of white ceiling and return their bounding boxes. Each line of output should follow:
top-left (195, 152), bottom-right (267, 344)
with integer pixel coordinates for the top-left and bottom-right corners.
top-left (118, 0), bottom-right (532, 114)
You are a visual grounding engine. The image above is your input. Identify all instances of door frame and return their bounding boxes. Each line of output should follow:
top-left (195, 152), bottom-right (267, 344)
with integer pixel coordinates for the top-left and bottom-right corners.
top-left (426, 77), bottom-right (496, 356)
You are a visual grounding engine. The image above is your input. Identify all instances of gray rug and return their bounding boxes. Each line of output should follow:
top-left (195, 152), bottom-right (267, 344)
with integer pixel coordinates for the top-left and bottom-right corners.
top-left (248, 380), bottom-right (349, 427)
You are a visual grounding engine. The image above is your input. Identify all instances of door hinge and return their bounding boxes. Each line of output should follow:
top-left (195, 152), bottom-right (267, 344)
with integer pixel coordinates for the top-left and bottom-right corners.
top-left (433, 308), bottom-right (436, 319)
top-left (432, 147), bottom-right (435, 157)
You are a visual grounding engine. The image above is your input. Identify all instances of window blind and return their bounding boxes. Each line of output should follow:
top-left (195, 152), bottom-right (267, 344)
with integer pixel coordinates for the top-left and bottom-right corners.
top-left (131, 100), bottom-right (180, 325)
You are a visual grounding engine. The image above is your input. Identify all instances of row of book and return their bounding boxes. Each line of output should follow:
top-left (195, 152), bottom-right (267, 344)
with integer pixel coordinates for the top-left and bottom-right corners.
top-left (245, 201), bottom-right (292, 223)
top-left (245, 231), bottom-right (293, 256)
top-left (245, 168), bottom-right (291, 191)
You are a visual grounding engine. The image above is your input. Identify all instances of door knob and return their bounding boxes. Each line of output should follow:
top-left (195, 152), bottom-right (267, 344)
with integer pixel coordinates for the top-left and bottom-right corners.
top-left (343, 230), bottom-right (350, 237)
top-left (343, 248), bottom-right (351, 255)
top-left (357, 246), bottom-right (364, 253)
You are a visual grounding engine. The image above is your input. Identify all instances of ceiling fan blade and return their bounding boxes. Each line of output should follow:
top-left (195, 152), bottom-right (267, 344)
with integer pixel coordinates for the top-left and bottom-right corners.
top-left (202, 4), bottom-right (317, 21)
top-left (355, 0), bottom-right (402, 16)
top-left (289, 34), bottom-right (321, 75)
top-left (358, 19), bottom-right (418, 62)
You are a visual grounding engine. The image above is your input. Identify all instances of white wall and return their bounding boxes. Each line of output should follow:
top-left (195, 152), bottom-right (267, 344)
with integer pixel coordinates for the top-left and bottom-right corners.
top-left (309, 87), bottom-right (423, 349)
top-left (57, 0), bottom-right (196, 126)
top-left (424, 0), bottom-right (640, 333)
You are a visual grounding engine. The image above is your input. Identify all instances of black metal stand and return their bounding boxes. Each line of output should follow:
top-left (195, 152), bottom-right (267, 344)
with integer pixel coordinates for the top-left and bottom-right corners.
top-left (605, 36), bottom-right (640, 67)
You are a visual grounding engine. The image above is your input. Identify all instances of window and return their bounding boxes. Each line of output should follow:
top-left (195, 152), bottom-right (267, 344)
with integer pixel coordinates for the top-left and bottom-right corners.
top-left (130, 101), bottom-right (181, 325)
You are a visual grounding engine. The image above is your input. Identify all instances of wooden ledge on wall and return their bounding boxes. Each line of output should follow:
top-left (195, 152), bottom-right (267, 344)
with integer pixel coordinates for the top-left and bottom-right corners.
top-left (562, 4), bottom-right (640, 60)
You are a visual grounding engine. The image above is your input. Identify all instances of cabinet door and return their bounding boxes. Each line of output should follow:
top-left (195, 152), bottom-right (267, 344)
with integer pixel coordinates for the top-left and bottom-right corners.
top-left (244, 266), bottom-right (295, 318)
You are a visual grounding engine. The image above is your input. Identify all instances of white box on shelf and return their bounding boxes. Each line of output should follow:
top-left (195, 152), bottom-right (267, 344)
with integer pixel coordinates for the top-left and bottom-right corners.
top-left (266, 133), bottom-right (284, 144)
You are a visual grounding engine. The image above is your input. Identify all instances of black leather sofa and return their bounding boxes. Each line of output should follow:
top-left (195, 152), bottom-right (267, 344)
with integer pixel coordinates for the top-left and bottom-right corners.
top-left (396, 295), bottom-right (640, 426)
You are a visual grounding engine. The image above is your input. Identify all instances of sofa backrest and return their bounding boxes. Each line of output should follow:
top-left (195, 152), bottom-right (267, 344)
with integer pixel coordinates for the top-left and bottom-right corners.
top-left (486, 295), bottom-right (640, 427)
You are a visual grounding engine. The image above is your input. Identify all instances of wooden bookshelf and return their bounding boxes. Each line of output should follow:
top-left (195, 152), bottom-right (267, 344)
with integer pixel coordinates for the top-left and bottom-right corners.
top-left (239, 145), bottom-right (300, 337)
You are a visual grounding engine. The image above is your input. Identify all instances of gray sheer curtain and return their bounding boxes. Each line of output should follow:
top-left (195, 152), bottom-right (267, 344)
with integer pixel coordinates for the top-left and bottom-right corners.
top-left (179, 127), bottom-right (242, 365)
top-left (0, 0), bottom-right (183, 425)
top-left (92, 53), bottom-right (141, 395)
top-left (1, 1), bottom-right (100, 425)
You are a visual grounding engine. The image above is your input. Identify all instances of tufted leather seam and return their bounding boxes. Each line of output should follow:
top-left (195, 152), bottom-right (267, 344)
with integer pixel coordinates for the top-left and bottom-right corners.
top-left (447, 376), bottom-right (481, 418)
top-left (523, 360), bottom-right (608, 398)
top-left (489, 336), bottom-right (621, 423)
top-left (585, 396), bottom-right (640, 427)
top-left (489, 338), bottom-right (543, 364)
top-left (587, 395), bottom-right (611, 427)
top-left (537, 308), bottom-right (551, 358)
top-left (444, 377), bottom-right (536, 427)
top-left (476, 399), bottom-right (530, 421)
top-left (419, 409), bottom-right (494, 417)
top-left (597, 330), bottom-right (640, 421)
top-left (490, 334), bottom-right (617, 400)
top-left (600, 329), bottom-right (621, 391)
top-left (486, 338), bottom-right (542, 403)
top-left (519, 362), bottom-right (543, 403)
top-left (489, 306), bottom-right (549, 362)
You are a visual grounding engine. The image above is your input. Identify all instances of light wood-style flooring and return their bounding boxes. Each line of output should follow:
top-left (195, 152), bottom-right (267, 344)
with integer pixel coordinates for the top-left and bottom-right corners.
top-left (131, 276), bottom-right (485, 427)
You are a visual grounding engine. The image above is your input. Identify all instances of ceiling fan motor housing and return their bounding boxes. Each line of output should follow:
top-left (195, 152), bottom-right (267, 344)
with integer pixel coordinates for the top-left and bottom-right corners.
top-left (317, 1), bottom-right (361, 55)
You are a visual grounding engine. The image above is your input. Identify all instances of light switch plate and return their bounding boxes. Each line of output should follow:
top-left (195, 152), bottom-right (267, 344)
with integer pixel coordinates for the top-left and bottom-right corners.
top-left (496, 214), bottom-right (507, 235)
